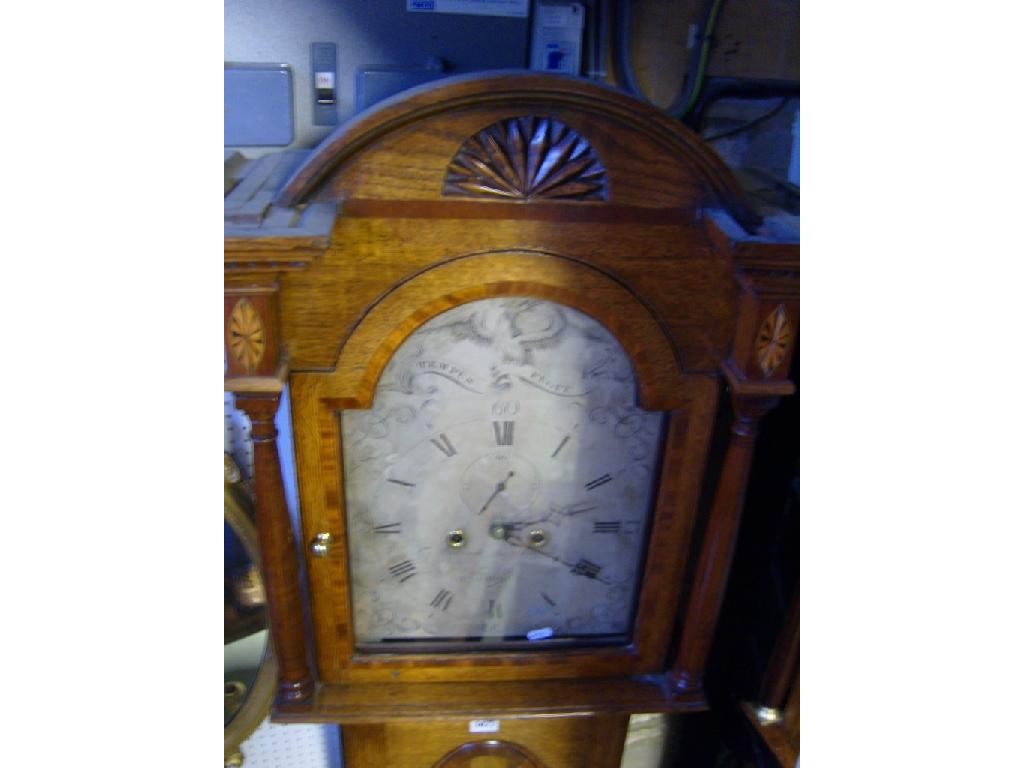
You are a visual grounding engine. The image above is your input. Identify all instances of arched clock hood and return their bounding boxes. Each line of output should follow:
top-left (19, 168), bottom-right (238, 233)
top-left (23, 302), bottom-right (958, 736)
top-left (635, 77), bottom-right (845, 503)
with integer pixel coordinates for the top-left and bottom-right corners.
top-left (224, 71), bottom-right (798, 749)
top-left (273, 70), bottom-right (761, 231)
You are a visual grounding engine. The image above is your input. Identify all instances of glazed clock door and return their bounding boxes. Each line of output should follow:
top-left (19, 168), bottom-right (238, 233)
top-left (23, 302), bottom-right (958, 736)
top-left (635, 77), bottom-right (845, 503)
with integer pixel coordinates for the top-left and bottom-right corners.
top-left (340, 298), bottom-right (665, 652)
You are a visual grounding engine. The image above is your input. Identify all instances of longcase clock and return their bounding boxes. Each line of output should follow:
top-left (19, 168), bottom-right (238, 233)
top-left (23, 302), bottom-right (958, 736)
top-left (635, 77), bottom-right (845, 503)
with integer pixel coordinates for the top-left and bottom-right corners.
top-left (224, 72), bottom-right (799, 768)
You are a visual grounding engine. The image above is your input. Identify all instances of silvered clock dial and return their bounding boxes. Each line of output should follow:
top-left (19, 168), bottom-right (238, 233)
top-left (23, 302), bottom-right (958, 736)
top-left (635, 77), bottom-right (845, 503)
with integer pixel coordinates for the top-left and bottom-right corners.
top-left (340, 298), bottom-right (665, 650)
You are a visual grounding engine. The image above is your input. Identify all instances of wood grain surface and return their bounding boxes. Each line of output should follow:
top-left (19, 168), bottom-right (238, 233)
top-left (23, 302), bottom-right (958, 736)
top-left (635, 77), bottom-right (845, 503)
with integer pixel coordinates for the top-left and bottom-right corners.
top-left (273, 675), bottom-right (705, 724)
top-left (278, 220), bottom-right (737, 376)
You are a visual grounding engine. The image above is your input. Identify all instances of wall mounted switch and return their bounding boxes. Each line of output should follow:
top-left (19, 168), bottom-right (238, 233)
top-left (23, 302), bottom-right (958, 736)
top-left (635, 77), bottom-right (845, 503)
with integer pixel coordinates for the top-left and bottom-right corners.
top-left (311, 42), bottom-right (338, 126)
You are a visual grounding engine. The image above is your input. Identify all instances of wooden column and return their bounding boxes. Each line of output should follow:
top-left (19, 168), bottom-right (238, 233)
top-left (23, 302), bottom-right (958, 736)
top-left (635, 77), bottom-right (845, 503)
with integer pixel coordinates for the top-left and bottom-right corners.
top-left (226, 280), bottom-right (314, 705)
top-left (672, 212), bottom-right (800, 695)
top-left (233, 388), bottom-right (315, 704)
top-left (669, 374), bottom-right (785, 693)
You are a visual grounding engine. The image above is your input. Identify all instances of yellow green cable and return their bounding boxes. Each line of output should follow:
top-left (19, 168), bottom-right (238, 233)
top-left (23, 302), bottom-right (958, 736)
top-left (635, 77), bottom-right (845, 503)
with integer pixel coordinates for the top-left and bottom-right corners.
top-left (680, 0), bottom-right (725, 118)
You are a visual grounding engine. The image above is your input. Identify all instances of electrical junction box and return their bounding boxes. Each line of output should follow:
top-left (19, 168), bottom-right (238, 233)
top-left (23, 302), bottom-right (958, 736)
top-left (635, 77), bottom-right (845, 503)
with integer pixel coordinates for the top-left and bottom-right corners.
top-left (224, 63), bottom-right (294, 147)
top-left (356, 58), bottom-right (448, 113)
top-left (530, 2), bottom-right (584, 75)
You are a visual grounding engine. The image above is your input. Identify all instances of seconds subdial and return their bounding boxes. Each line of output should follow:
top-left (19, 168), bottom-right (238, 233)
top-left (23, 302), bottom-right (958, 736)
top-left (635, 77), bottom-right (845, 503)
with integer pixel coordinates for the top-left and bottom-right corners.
top-left (459, 451), bottom-right (539, 517)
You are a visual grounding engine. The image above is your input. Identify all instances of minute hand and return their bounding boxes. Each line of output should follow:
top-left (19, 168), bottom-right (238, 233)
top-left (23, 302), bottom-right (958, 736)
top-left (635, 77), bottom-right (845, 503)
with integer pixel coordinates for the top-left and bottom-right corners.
top-left (561, 503), bottom-right (598, 516)
top-left (502, 536), bottom-right (612, 585)
top-left (508, 502), bottom-right (591, 528)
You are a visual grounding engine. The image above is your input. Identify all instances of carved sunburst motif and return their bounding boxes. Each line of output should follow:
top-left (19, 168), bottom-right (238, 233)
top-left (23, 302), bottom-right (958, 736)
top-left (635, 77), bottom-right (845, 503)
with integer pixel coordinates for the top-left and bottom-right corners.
top-left (754, 305), bottom-right (792, 377)
top-left (443, 116), bottom-right (607, 201)
top-left (228, 298), bottom-right (265, 374)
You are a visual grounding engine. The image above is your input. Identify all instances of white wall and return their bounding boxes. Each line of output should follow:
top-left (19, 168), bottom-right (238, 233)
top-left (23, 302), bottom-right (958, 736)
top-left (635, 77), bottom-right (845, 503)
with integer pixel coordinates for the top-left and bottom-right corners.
top-left (225, 0), bottom-right (529, 151)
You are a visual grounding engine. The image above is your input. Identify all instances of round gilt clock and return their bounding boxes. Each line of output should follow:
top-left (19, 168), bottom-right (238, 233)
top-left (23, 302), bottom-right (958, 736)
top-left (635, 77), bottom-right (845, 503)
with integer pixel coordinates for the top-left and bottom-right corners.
top-left (224, 72), bottom-right (799, 768)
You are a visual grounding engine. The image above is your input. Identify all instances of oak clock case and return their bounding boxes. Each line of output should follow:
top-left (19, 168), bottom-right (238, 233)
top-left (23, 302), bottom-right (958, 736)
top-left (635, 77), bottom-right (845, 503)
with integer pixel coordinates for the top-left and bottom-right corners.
top-left (224, 72), bottom-right (798, 768)
top-left (341, 298), bottom-right (664, 652)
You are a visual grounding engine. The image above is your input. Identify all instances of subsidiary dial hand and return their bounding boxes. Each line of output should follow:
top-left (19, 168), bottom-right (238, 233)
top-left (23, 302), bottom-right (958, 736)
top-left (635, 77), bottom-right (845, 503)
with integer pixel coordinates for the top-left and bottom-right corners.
top-left (478, 471), bottom-right (515, 515)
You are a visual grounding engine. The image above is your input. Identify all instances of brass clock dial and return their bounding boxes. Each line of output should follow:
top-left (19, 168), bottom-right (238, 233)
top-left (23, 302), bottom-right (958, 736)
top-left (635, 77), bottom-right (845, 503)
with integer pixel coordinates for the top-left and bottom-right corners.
top-left (341, 298), bottom-right (665, 651)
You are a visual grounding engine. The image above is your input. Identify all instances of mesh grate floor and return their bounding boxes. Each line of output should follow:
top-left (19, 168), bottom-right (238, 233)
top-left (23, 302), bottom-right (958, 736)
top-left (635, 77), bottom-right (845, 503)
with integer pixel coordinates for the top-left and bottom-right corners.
top-left (236, 718), bottom-right (342, 768)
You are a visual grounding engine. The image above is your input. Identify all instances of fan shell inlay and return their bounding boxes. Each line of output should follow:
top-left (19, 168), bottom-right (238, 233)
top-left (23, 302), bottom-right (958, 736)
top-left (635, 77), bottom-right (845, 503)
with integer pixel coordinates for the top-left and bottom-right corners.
top-left (443, 116), bottom-right (608, 201)
top-left (754, 304), bottom-right (792, 377)
top-left (228, 298), bottom-right (266, 375)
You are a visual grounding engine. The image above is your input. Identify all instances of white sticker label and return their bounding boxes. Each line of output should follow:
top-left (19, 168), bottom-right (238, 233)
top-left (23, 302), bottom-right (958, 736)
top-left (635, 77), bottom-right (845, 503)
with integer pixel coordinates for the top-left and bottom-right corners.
top-left (537, 5), bottom-right (580, 28)
top-left (314, 72), bottom-right (335, 89)
top-left (407, 0), bottom-right (529, 17)
top-left (527, 626), bottom-right (554, 641)
top-left (470, 719), bottom-right (500, 733)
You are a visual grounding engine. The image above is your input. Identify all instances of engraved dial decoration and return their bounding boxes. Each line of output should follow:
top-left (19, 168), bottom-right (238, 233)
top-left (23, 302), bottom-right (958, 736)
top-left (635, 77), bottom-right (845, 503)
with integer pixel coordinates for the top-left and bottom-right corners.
top-left (443, 116), bottom-right (608, 201)
top-left (341, 298), bottom-right (665, 650)
top-left (754, 304), bottom-right (792, 377)
top-left (227, 298), bottom-right (266, 375)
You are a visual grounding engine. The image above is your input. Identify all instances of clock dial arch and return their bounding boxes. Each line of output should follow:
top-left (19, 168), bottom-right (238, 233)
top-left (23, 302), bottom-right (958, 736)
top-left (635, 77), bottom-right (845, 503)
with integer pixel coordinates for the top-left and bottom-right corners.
top-left (341, 298), bottom-right (666, 650)
top-left (320, 250), bottom-right (694, 413)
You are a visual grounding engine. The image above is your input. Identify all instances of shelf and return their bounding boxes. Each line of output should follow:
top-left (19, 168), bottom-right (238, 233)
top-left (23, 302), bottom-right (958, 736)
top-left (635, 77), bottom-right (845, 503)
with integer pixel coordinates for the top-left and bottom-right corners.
top-left (273, 675), bottom-right (708, 724)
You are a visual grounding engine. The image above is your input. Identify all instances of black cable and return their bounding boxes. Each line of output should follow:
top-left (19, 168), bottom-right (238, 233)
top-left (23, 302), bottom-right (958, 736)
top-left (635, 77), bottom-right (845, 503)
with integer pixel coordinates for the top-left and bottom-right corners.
top-left (686, 77), bottom-right (799, 130)
top-left (702, 97), bottom-right (792, 142)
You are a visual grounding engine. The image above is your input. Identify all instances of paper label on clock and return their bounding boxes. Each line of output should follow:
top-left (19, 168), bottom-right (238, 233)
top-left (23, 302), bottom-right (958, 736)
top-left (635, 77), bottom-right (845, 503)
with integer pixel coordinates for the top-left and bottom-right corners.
top-left (527, 626), bottom-right (554, 641)
top-left (469, 719), bottom-right (500, 733)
